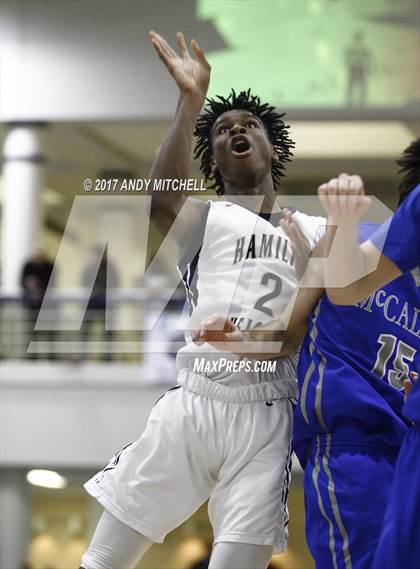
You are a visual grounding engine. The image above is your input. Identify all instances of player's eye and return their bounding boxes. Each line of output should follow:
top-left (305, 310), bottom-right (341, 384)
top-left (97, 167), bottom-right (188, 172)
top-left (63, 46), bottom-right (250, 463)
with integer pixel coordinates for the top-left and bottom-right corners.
top-left (217, 126), bottom-right (229, 135)
top-left (246, 121), bottom-right (258, 128)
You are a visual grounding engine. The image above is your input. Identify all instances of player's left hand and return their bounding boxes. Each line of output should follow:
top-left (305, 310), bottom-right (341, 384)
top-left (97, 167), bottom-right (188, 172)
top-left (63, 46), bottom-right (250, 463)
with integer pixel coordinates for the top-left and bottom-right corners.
top-left (318, 173), bottom-right (371, 223)
top-left (192, 314), bottom-right (245, 349)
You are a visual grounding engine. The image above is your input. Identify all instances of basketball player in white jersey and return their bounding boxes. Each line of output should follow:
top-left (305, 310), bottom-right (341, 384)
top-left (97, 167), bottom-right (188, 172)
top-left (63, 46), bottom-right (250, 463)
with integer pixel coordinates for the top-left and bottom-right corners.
top-left (80, 32), bottom-right (324, 569)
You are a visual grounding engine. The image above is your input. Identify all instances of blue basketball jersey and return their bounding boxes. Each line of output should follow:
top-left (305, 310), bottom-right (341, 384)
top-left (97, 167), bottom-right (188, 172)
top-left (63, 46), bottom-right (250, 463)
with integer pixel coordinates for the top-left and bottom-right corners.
top-left (370, 184), bottom-right (420, 274)
top-left (370, 184), bottom-right (420, 424)
top-left (294, 221), bottom-right (419, 467)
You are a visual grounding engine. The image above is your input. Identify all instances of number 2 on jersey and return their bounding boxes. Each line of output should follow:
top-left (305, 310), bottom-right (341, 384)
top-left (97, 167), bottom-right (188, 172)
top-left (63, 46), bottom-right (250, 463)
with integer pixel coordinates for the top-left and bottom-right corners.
top-left (254, 272), bottom-right (282, 317)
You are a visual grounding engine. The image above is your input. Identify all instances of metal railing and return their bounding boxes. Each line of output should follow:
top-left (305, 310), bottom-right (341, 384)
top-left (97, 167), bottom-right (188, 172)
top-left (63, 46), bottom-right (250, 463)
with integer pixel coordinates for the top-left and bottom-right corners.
top-left (0, 289), bottom-right (186, 363)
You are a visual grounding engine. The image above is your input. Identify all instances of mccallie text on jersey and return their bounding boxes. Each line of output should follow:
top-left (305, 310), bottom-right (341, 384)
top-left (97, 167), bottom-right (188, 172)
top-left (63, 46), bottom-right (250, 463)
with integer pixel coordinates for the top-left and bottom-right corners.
top-left (357, 288), bottom-right (420, 339)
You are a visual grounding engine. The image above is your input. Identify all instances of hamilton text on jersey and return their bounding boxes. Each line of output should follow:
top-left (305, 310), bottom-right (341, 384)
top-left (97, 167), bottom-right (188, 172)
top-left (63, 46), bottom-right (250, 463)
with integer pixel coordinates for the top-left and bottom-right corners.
top-left (233, 233), bottom-right (294, 266)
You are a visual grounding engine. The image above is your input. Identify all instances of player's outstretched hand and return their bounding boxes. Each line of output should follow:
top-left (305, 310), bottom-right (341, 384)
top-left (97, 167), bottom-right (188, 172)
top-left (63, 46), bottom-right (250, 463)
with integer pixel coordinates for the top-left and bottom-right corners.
top-left (192, 314), bottom-right (245, 350)
top-left (318, 173), bottom-right (371, 223)
top-left (280, 210), bottom-right (311, 280)
top-left (149, 31), bottom-right (210, 110)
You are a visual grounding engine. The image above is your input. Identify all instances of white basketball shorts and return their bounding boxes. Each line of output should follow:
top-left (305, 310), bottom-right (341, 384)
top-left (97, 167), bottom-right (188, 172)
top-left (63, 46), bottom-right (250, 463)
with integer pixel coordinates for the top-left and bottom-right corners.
top-left (84, 370), bottom-right (296, 553)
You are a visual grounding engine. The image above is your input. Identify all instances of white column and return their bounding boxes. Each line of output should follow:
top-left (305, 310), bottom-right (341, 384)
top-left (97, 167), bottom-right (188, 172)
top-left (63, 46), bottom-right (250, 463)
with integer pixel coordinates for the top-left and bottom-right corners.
top-left (1, 123), bottom-right (46, 294)
top-left (0, 469), bottom-right (31, 568)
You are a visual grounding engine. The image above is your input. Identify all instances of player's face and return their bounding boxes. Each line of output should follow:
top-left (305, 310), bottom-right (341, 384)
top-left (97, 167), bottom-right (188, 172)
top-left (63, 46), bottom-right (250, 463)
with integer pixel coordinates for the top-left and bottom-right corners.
top-left (211, 110), bottom-right (275, 191)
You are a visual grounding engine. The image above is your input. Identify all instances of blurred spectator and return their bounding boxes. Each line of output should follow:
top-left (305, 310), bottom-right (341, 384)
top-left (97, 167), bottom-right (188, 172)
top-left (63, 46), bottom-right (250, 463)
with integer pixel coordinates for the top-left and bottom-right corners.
top-left (20, 249), bottom-right (55, 359)
top-left (81, 246), bottom-right (119, 361)
top-left (345, 30), bottom-right (371, 107)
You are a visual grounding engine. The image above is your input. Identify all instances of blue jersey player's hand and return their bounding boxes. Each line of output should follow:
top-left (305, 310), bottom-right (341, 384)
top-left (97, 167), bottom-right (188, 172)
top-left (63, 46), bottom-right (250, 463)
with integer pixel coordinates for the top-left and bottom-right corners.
top-left (318, 172), bottom-right (371, 223)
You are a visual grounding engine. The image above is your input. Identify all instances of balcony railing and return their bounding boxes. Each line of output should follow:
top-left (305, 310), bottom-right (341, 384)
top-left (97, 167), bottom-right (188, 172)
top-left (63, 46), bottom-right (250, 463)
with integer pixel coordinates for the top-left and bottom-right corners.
top-left (0, 288), bottom-right (186, 363)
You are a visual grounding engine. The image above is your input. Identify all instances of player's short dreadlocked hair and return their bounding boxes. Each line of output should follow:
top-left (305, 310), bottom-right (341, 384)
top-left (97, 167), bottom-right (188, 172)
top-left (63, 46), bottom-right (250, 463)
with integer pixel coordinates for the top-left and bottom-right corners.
top-left (396, 137), bottom-right (420, 204)
top-left (194, 89), bottom-right (295, 195)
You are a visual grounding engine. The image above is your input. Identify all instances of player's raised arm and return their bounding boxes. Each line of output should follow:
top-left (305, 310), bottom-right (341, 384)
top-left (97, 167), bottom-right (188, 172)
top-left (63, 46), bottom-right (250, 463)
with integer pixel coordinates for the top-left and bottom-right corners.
top-left (148, 31), bottom-right (211, 237)
top-left (317, 173), bottom-right (401, 305)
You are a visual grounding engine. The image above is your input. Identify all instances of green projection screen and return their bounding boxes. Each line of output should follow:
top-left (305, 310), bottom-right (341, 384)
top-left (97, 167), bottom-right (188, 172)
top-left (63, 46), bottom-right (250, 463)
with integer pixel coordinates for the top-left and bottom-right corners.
top-left (198, 0), bottom-right (419, 109)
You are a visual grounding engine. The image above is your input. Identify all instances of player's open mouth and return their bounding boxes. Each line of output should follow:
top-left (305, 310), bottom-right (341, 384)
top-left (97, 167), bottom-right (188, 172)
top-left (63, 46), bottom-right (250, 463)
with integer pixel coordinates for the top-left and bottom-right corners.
top-left (231, 135), bottom-right (252, 157)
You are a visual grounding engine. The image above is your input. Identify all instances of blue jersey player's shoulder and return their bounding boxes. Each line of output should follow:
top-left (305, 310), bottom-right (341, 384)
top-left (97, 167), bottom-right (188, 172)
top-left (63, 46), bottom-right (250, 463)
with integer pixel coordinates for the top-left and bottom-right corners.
top-left (359, 221), bottom-right (380, 242)
top-left (369, 184), bottom-right (420, 272)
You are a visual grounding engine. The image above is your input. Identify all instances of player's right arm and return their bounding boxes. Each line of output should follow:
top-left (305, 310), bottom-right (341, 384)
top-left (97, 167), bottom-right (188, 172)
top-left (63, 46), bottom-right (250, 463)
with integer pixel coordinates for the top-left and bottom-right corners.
top-left (318, 176), bottom-right (419, 305)
top-left (191, 284), bottom-right (321, 359)
top-left (148, 31), bottom-right (211, 240)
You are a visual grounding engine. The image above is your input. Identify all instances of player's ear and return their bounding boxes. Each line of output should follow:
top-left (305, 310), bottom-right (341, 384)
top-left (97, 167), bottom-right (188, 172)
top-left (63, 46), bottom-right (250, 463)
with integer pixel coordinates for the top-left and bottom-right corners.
top-left (211, 158), bottom-right (219, 177)
top-left (271, 147), bottom-right (279, 163)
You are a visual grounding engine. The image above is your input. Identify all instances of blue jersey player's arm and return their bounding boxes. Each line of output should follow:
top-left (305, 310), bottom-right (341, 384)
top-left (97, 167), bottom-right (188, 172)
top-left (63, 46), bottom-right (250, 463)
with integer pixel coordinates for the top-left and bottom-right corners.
top-left (319, 175), bottom-right (419, 305)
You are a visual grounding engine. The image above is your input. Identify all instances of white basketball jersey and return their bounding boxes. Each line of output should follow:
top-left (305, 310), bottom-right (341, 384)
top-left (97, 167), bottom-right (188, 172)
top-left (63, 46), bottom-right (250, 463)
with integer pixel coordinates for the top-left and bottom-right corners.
top-left (176, 200), bottom-right (325, 383)
top-left (179, 201), bottom-right (324, 327)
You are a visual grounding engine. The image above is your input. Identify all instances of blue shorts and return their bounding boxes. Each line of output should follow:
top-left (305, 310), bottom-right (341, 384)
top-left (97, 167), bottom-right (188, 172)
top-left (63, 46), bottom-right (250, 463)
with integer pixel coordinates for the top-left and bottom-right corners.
top-left (372, 426), bottom-right (420, 569)
top-left (304, 434), bottom-right (397, 569)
